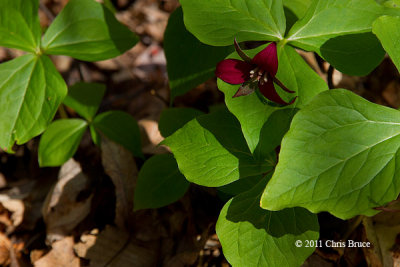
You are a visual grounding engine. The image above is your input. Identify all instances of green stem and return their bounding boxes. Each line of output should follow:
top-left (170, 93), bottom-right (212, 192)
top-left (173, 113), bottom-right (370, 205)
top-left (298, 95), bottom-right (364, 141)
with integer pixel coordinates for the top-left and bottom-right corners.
top-left (58, 105), bottom-right (68, 119)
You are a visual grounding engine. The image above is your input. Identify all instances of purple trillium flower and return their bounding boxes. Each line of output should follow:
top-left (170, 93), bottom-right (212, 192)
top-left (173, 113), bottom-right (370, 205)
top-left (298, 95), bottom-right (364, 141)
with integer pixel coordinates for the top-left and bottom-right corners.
top-left (215, 40), bottom-right (296, 106)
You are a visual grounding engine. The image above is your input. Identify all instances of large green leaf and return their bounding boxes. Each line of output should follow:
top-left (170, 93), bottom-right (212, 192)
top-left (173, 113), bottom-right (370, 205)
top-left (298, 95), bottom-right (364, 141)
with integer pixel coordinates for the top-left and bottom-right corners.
top-left (377, 0), bottom-right (400, 7)
top-left (93, 111), bottom-right (143, 158)
top-left (286, 0), bottom-right (384, 53)
top-left (217, 175), bottom-right (319, 267)
top-left (0, 55), bottom-right (67, 152)
top-left (158, 107), bottom-right (204, 137)
top-left (134, 154), bottom-right (190, 211)
top-left (218, 44), bottom-right (327, 152)
top-left (373, 16), bottom-right (400, 73)
top-left (253, 109), bottom-right (297, 160)
top-left (319, 32), bottom-right (385, 76)
top-left (63, 82), bottom-right (106, 121)
top-left (283, 0), bottom-right (312, 32)
top-left (0, 0), bottom-right (41, 52)
top-left (180, 0), bottom-right (286, 46)
top-left (218, 175), bottom-right (264, 198)
top-left (38, 119), bottom-right (88, 167)
top-left (164, 7), bottom-right (233, 100)
top-left (286, 0), bottom-right (388, 75)
top-left (41, 0), bottom-right (138, 61)
top-left (163, 109), bottom-right (272, 187)
top-left (261, 89), bottom-right (400, 219)
top-left (283, 0), bottom-right (312, 20)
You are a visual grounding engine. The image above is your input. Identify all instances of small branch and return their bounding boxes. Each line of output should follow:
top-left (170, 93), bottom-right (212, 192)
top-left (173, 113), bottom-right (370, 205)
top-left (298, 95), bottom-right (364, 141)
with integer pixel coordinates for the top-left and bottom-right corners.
top-left (342, 215), bottom-right (363, 241)
top-left (104, 235), bottom-right (132, 267)
top-left (39, 3), bottom-right (55, 21)
top-left (314, 53), bottom-right (327, 73)
top-left (150, 89), bottom-right (169, 106)
top-left (58, 105), bottom-right (68, 119)
top-left (327, 65), bottom-right (335, 89)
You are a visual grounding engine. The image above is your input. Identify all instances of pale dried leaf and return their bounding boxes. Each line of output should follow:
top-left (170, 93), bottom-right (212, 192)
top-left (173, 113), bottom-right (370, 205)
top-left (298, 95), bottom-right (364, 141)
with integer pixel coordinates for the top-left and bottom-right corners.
top-left (1, 199), bottom-right (24, 232)
top-left (138, 119), bottom-right (168, 155)
top-left (75, 225), bottom-right (156, 267)
top-left (363, 202), bottom-right (400, 267)
top-left (34, 237), bottom-right (79, 267)
top-left (0, 233), bottom-right (11, 266)
top-left (42, 159), bottom-right (93, 243)
top-left (74, 229), bottom-right (97, 258)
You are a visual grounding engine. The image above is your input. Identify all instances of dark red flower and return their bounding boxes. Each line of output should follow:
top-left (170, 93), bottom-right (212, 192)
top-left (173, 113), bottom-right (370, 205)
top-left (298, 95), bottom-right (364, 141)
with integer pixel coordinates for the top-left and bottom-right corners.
top-left (216, 40), bottom-right (296, 106)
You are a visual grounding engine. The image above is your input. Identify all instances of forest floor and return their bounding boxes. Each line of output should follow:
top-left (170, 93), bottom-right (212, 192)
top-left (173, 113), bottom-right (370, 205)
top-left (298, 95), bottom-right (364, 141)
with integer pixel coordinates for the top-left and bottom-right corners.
top-left (1, 0), bottom-right (400, 266)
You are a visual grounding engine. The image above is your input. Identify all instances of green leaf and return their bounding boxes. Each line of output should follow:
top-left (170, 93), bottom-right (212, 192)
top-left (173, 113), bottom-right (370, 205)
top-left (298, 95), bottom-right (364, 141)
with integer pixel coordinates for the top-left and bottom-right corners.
top-left (218, 44), bottom-right (327, 152)
top-left (163, 109), bottom-right (272, 187)
top-left (41, 0), bottom-right (139, 61)
top-left (319, 32), bottom-right (385, 76)
top-left (165, 7), bottom-right (233, 100)
top-left (38, 119), bottom-right (88, 167)
top-left (253, 109), bottom-right (297, 160)
top-left (218, 175), bottom-right (263, 197)
top-left (287, 0), bottom-right (384, 53)
top-left (0, 0), bottom-right (41, 52)
top-left (0, 55), bottom-right (67, 152)
top-left (180, 0), bottom-right (286, 46)
top-left (283, 0), bottom-right (312, 20)
top-left (378, 0), bottom-right (400, 8)
top-left (103, 0), bottom-right (117, 13)
top-left (90, 125), bottom-right (101, 146)
top-left (283, 0), bottom-right (312, 32)
top-left (261, 89), bottom-right (400, 219)
top-left (217, 175), bottom-right (319, 267)
top-left (158, 107), bottom-right (204, 137)
top-left (286, 0), bottom-right (387, 75)
top-left (93, 111), bottom-right (142, 158)
top-left (134, 154), bottom-right (190, 211)
top-left (63, 82), bottom-right (106, 121)
top-left (373, 16), bottom-right (400, 73)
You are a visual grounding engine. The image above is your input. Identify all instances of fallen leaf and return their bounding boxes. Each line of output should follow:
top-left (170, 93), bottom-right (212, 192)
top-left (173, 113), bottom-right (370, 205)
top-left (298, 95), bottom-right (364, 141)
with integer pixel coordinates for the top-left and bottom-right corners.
top-left (363, 201), bottom-right (400, 267)
top-left (0, 232), bottom-right (11, 266)
top-left (74, 225), bottom-right (156, 267)
top-left (101, 137), bottom-right (138, 230)
top-left (34, 236), bottom-right (79, 267)
top-left (42, 159), bottom-right (93, 243)
top-left (138, 119), bottom-right (168, 155)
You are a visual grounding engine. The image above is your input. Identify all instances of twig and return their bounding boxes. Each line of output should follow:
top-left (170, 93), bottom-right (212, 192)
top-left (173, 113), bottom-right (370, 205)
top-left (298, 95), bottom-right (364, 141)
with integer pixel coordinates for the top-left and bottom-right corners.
top-left (327, 65), bottom-right (335, 89)
top-left (150, 89), bottom-right (169, 106)
top-left (58, 105), bottom-right (68, 119)
top-left (39, 3), bottom-right (55, 21)
top-left (342, 215), bottom-right (363, 241)
top-left (104, 235), bottom-right (132, 267)
top-left (314, 53), bottom-right (327, 73)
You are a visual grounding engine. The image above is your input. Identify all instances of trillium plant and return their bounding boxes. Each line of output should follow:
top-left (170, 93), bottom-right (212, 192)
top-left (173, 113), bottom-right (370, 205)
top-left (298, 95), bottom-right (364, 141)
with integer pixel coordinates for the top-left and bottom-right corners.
top-left (162, 0), bottom-right (400, 266)
top-left (4, 0), bottom-right (400, 266)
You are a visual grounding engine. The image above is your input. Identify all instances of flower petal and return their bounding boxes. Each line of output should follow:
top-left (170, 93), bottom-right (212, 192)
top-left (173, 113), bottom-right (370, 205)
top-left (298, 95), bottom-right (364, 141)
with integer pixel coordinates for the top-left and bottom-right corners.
top-left (233, 83), bottom-right (255, 97)
top-left (216, 59), bottom-right (253, 84)
top-left (252, 42), bottom-right (278, 76)
top-left (258, 80), bottom-right (289, 105)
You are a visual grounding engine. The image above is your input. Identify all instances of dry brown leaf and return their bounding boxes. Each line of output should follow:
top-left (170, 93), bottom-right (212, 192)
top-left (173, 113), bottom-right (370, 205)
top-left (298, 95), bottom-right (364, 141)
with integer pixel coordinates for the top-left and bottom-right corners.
top-left (1, 200), bottom-right (24, 233)
top-left (138, 119), bottom-right (168, 155)
top-left (100, 137), bottom-right (138, 230)
top-left (42, 159), bottom-right (93, 243)
top-left (34, 236), bottom-right (79, 267)
top-left (382, 81), bottom-right (400, 108)
top-left (74, 225), bottom-right (156, 267)
top-left (0, 232), bottom-right (11, 266)
top-left (363, 202), bottom-right (400, 267)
